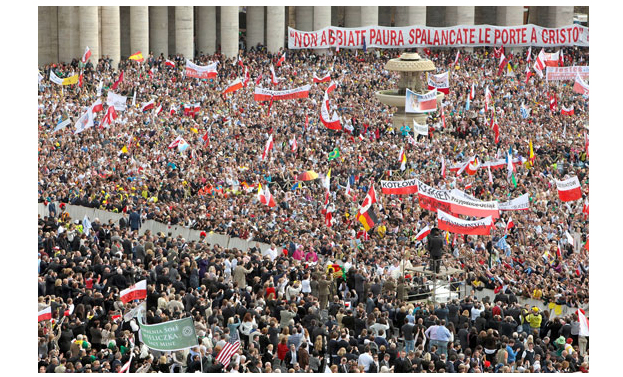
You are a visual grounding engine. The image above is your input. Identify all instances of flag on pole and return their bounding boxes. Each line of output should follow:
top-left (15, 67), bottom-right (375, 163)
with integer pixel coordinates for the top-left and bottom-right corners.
top-left (276, 52), bottom-right (286, 67)
top-left (526, 46), bottom-right (532, 63)
top-left (534, 48), bottom-right (546, 78)
top-left (529, 139), bottom-right (535, 167)
top-left (111, 71), bottom-right (124, 90)
top-left (441, 157), bottom-right (446, 178)
top-left (470, 83), bottom-right (475, 100)
top-left (415, 226), bottom-right (431, 241)
top-left (549, 93), bottom-right (558, 112)
top-left (54, 117), bottom-right (71, 133)
top-left (362, 36), bottom-right (367, 52)
top-left (81, 46), bottom-right (92, 63)
top-left (101, 106), bottom-right (118, 128)
top-left (165, 59), bottom-right (175, 68)
top-left (561, 105), bottom-right (574, 116)
top-left (498, 52), bottom-right (508, 75)
top-left (487, 164), bottom-right (493, 185)
top-left (290, 135), bottom-right (297, 152)
top-left (356, 184), bottom-right (378, 232)
top-left (484, 86), bottom-right (491, 113)
top-left (119, 352), bottom-right (133, 373)
top-left (216, 340), bottom-right (241, 369)
top-left (258, 183), bottom-right (276, 207)
top-left (453, 50), bottom-right (461, 67)
top-left (505, 217), bottom-right (515, 233)
top-left (140, 100), bottom-right (155, 112)
top-left (344, 180), bottom-right (352, 199)
top-left (261, 134), bottom-right (274, 161)
top-left (243, 67), bottom-right (250, 87)
top-left (222, 78), bottom-right (243, 95)
top-left (398, 146), bottom-right (406, 171)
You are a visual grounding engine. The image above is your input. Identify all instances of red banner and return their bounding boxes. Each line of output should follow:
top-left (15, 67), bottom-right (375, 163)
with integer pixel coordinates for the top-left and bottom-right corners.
top-left (437, 210), bottom-right (493, 236)
top-left (288, 24), bottom-right (589, 49)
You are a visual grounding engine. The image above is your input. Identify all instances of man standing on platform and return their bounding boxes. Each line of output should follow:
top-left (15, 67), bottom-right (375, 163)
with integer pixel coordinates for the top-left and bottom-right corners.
top-left (427, 228), bottom-right (445, 274)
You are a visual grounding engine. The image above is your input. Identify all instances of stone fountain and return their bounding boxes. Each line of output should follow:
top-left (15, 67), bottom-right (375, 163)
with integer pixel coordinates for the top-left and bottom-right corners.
top-left (375, 52), bottom-right (444, 128)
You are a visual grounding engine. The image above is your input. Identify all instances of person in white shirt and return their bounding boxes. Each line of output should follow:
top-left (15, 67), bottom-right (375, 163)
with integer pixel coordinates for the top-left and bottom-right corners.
top-left (263, 244), bottom-right (278, 262)
top-left (471, 303), bottom-right (483, 322)
top-left (357, 347), bottom-right (374, 372)
top-left (301, 274), bottom-right (312, 295)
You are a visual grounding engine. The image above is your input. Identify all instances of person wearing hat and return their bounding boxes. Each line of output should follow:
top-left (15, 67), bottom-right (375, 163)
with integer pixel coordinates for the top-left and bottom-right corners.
top-left (526, 307), bottom-right (543, 332)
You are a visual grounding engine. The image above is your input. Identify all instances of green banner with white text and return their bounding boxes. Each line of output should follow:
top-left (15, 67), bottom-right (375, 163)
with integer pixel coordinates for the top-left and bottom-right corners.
top-left (139, 316), bottom-right (198, 351)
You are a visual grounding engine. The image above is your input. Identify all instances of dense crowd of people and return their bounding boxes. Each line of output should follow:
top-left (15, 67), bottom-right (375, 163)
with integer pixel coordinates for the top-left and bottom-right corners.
top-left (38, 40), bottom-right (589, 373)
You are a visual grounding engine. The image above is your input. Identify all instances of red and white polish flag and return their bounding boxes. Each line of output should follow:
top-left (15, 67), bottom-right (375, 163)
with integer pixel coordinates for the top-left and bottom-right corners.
top-left (91, 98), bottom-right (104, 113)
top-left (313, 72), bottom-right (331, 83)
top-left (555, 176), bottom-right (582, 202)
top-left (101, 106), bottom-right (118, 128)
top-left (573, 75), bottom-right (589, 96)
top-left (326, 81), bottom-right (338, 94)
top-left (505, 217), bottom-right (515, 233)
top-left (165, 59), bottom-right (175, 68)
top-left (533, 48), bottom-right (546, 78)
top-left (415, 225), bottom-right (431, 241)
top-left (261, 134), bottom-right (274, 161)
top-left (453, 51), bottom-right (460, 66)
top-left (243, 67), bottom-right (250, 87)
top-left (270, 65), bottom-right (280, 85)
top-left (168, 135), bottom-right (184, 149)
top-left (290, 135), bottom-right (297, 152)
top-left (38, 306), bottom-right (52, 322)
top-left (577, 309), bottom-right (589, 337)
top-left (140, 100), bottom-right (155, 112)
top-left (154, 104), bottom-right (163, 116)
top-left (81, 46), bottom-right (92, 64)
top-left (222, 78), bottom-right (243, 95)
top-left (561, 105), bottom-right (574, 116)
top-left (470, 83), bottom-right (475, 100)
top-left (169, 105), bottom-right (177, 116)
top-left (320, 90), bottom-right (342, 131)
top-left (258, 184), bottom-right (276, 207)
top-left (441, 157), bottom-right (446, 178)
top-left (119, 280), bottom-right (147, 303)
top-left (276, 52), bottom-right (286, 67)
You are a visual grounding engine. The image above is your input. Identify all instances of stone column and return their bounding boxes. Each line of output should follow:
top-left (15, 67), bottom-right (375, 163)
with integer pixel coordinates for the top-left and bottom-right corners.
top-left (175, 6), bottom-right (194, 59)
top-left (149, 6), bottom-right (168, 57)
top-left (120, 7), bottom-right (131, 59)
top-left (378, 6), bottom-right (392, 26)
top-left (445, 6), bottom-right (475, 26)
top-left (79, 6), bottom-right (99, 62)
top-left (38, 6), bottom-right (59, 66)
top-left (266, 6), bottom-right (285, 53)
top-left (332, 6), bottom-right (343, 27)
top-left (220, 6), bottom-right (239, 58)
top-left (246, 6), bottom-right (265, 50)
top-left (360, 6), bottom-right (378, 26)
top-left (497, 6), bottom-right (524, 26)
top-left (547, 6), bottom-right (574, 28)
top-left (475, 6), bottom-right (497, 25)
top-left (426, 6), bottom-right (446, 27)
top-left (168, 6), bottom-right (176, 56)
top-left (314, 6), bottom-right (331, 54)
top-left (295, 6), bottom-right (313, 31)
top-left (130, 6), bottom-right (149, 56)
top-left (197, 7), bottom-right (216, 55)
top-left (101, 6), bottom-right (120, 68)
top-left (344, 6), bottom-right (361, 27)
top-left (57, 7), bottom-right (80, 63)
top-left (395, 6), bottom-right (426, 27)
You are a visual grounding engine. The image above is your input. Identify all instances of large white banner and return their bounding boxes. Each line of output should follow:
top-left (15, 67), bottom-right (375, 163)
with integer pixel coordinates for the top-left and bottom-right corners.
top-left (498, 193), bottom-right (530, 211)
top-left (185, 59), bottom-right (218, 79)
top-left (253, 85), bottom-right (311, 102)
top-left (106, 92), bottom-right (127, 111)
top-left (288, 24), bottom-right (589, 49)
top-left (546, 66), bottom-right (589, 81)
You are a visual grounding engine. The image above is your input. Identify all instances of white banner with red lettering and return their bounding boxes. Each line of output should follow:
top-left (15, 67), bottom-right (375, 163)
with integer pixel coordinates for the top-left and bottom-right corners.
top-left (417, 181), bottom-right (453, 213)
top-left (498, 193), bottom-right (530, 211)
top-left (381, 178), bottom-right (419, 195)
top-left (185, 59), bottom-right (218, 79)
top-left (546, 66), bottom-right (589, 81)
top-left (437, 209), bottom-right (493, 236)
top-left (254, 85), bottom-right (311, 102)
top-left (288, 24), bottom-right (588, 49)
top-left (406, 88), bottom-right (437, 113)
top-left (427, 72), bottom-right (449, 95)
top-left (555, 176), bottom-right (582, 202)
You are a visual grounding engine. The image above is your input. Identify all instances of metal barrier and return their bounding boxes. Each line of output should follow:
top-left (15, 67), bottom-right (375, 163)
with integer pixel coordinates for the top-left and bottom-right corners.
top-left (38, 203), bottom-right (271, 253)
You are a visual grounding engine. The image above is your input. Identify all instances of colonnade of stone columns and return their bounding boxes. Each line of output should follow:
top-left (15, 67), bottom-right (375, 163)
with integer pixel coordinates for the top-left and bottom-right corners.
top-left (38, 6), bottom-right (576, 66)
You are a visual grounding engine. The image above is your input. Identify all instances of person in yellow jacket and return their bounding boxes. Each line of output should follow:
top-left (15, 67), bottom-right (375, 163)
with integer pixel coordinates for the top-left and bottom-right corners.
top-left (525, 307), bottom-right (543, 330)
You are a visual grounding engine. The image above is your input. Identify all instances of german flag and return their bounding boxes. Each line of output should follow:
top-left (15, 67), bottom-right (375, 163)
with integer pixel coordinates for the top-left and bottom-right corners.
top-left (357, 206), bottom-right (378, 232)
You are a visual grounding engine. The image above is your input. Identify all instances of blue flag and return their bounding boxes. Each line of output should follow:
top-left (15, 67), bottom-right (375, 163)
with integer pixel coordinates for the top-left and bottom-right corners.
top-left (465, 95), bottom-right (470, 111)
top-left (520, 103), bottom-right (529, 119)
top-left (362, 36), bottom-right (367, 52)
